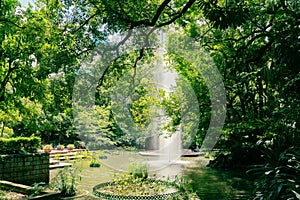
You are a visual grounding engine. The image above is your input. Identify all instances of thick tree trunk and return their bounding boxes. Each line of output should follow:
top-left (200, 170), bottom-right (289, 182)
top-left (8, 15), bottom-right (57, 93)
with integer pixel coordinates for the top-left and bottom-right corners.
top-left (1, 122), bottom-right (5, 137)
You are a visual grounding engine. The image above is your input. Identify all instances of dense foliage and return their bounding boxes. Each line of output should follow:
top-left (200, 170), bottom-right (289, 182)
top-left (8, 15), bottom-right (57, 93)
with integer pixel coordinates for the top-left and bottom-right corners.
top-left (183, 0), bottom-right (300, 167)
top-left (0, 136), bottom-right (41, 154)
top-left (248, 141), bottom-right (300, 199)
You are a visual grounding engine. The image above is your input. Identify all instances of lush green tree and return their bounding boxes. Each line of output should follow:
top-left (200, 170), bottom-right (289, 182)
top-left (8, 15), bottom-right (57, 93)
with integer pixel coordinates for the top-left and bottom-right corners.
top-left (175, 1), bottom-right (299, 198)
top-left (1, 0), bottom-right (298, 184)
top-left (186, 0), bottom-right (299, 164)
top-left (0, 0), bottom-right (94, 141)
top-left (0, 0), bottom-right (48, 136)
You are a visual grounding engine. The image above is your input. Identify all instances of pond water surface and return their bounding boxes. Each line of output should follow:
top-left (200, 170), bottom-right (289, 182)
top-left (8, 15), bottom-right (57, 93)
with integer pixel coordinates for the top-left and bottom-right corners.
top-left (50, 151), bottom-right (253, 199)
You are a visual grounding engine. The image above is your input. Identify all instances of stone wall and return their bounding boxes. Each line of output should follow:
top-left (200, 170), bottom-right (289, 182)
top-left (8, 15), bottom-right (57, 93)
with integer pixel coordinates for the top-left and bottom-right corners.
top-left (0, 153), bottom-right (49, 186)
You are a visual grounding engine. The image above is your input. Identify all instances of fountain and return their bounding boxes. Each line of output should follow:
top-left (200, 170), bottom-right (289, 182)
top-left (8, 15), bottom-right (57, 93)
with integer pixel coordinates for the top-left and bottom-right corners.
top-left (91, 31), bottom-right (191, 199)
top-left (139, 31), bottom-right (202, 171)
top-left (139, 31), bottom-right (183, 172)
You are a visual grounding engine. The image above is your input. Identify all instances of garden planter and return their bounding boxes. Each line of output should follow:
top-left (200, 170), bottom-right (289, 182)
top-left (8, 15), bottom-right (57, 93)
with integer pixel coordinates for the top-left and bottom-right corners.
top-left (67, 144), bottom-right (75, 151)
top-left (93, 179), bottom-right (181, 200)
top-left (56, 145), bottom-right (65, 151)
top-left (44, 149), bottom-right (52, 153)
top-left (43, 145), bottom-right (53, 153)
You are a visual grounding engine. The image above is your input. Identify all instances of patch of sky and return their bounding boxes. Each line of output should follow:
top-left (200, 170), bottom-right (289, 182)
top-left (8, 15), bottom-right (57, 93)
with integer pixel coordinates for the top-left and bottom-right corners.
top-left (20, 0), bottom-right (34, 6)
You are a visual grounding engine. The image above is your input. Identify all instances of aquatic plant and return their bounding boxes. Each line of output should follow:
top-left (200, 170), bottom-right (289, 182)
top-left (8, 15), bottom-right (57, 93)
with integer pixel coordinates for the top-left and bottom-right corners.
top-left (128, 161), bottom-right (148, 179)
top-left (90, 159), bottom-right (101, 167)
top-left (27, 182), bottom-right (47, 197)
top-left (50, 166), bottom-right (82, 197)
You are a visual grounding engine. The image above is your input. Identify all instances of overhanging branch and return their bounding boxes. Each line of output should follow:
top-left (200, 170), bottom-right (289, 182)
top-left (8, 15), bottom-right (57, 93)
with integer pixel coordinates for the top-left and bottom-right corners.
top-left (0, 18), bottom-right (23, 29)
top-left (157, 0), bottom-right (196, 27)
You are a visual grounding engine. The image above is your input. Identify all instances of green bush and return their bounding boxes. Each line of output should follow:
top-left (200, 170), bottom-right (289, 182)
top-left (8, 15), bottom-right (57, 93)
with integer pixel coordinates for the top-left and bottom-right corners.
top-left (128, 161), bottom-right (148, 179)
top-left (74, 141), bottom-right (85, 149)
top-left (0, 137), bottom-right (41, 154)
top-left (248, 136), bottom-right (300, 200)
top-left (50, 166), bottom-right (81, 197)
top-left (27, 182), bottom-right (47, 197)
top-left (90, 159), bottom-right (101, 167)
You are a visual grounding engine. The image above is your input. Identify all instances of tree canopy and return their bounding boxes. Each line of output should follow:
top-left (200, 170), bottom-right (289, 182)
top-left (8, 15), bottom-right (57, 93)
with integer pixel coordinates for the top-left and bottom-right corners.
top-left (1, 0), bottom-right (299, 198)
top-left (1, 0), bottom-right (299, 160)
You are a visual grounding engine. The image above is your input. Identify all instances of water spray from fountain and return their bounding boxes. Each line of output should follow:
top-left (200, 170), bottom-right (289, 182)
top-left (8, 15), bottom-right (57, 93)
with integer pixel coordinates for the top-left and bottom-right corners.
top-left (147, 31), bottom-right (182, 171)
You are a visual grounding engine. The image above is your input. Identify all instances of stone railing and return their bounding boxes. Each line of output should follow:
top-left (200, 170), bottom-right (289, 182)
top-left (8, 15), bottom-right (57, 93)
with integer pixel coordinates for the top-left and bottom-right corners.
top-left (0, 153), bottom-right (49, 186)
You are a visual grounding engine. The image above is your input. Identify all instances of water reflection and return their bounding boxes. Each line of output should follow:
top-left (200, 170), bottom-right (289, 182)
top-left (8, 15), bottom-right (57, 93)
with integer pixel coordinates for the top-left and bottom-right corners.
top-left (184, 164), bottom-right (253, 200)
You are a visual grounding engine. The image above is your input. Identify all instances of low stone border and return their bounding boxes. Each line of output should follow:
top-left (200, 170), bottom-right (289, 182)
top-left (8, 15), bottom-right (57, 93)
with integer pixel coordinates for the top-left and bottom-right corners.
top-left (93, 180), bottom-right (181, 200)
top-left (0, 180), bottom-right (60, 200)
top-left (60, 189), bottom-right (89, 199)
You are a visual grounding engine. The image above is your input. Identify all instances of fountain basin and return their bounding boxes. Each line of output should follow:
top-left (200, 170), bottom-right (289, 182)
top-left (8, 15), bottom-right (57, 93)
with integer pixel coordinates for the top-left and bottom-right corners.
top-left (93, 179), bottom-right (181, 200)
top-left (139, 149), bottom-right (205, 157)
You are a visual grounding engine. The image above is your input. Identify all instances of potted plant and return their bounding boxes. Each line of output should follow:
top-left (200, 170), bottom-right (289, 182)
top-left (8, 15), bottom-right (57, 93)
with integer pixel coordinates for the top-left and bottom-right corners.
top-left (43, 144), bottom-right (52, 153)
top-left (67, 144), bottom-right (75, 151)
top-left (56, 144), bottom-right (64, 150)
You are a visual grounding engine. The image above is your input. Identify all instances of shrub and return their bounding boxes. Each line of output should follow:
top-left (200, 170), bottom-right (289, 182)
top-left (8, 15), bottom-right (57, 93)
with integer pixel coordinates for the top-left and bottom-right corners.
top-left (50, 166), bottom-right (81, 197)
top-left (128, 161), bottom-right (148, 179)
top-left (248, 136), bottom-right (300, 199)
top-left (90, 159), bottom-right (101, 167)
top-left (74, 141), bottom-right (85, 149)
top-left (204, 152), bottom-right (211, 159)
top-left (27, 182), bottom-right (47, 197)
top-left (0, 137), bottom-right (41, 154)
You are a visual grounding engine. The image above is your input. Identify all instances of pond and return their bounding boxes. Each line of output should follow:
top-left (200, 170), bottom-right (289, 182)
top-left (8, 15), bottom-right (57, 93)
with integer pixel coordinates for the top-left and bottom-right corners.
top-left (184, 160), bottom-right (253, 199)
top-left (50, 151), bottom-right (253, 200)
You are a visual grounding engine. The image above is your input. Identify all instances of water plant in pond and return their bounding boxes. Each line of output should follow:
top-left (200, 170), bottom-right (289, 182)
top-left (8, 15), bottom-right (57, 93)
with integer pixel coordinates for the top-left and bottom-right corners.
top-left (97, 150), bottom-right (108, 159)
top-left (94, 174), bottom-right (177, 197)
top-left (50, 166), bottom-right (81, 197)
top-left (27, 182), bottom-right (47, 197)
top-left (204, 152), bottom-right (211, 159)
top-left (92, 161), bottom-right (199, 199)
top-left (88, 152), bottom-right (101, 167)
top-left (93, 173), bottom-right (199, 199)
top-left (128, 161), bottom-right (148, 179)
top-left (90, 159), bottom-right (101, 167)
